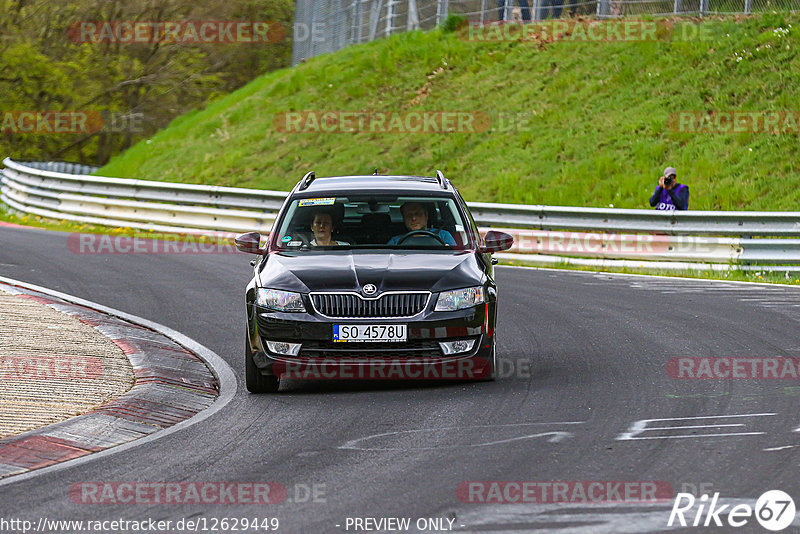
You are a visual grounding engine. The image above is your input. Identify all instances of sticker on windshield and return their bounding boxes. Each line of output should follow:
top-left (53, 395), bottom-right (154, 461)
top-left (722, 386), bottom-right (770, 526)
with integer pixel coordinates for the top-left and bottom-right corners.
top-left (281, 235), bottom-right (292, 243)
top-left (287, 241), bottom-right (303, 247)
top-left (298, 197), bottom-right (336, 207)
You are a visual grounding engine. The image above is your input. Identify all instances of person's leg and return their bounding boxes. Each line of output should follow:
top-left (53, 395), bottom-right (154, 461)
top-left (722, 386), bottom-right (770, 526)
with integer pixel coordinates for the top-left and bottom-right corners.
top-left (542, 0), bottom-right (554, 18)
top-left (519, 0), bottom-right (531, 21)
top-left (496, 0), bottom-right (507, 20)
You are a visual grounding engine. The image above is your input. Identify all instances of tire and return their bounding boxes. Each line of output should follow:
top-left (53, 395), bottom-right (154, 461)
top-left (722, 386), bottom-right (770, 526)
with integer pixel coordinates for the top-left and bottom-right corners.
top-left (245, 335), bottom-right (280, 393)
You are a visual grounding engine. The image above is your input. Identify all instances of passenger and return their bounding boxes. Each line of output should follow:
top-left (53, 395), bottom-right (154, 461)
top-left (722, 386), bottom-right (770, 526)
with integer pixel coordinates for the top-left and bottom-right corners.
top-left (310, 211), bottom-right (349, 246)
top-left (387, 202), bottom-right (457, 246)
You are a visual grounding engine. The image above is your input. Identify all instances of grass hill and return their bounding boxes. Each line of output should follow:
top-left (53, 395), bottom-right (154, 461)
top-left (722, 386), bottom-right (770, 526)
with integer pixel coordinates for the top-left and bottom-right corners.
top-left (98, 13), bottom-right (800, 210)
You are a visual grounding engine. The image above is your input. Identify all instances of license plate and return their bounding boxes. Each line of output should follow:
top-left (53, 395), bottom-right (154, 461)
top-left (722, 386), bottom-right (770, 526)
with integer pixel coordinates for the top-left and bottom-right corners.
top-left (333, 324), bottom-right (407, 342)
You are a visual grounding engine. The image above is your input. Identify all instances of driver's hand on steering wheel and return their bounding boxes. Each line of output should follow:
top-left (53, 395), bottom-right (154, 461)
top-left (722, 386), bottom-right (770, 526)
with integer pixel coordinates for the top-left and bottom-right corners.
top-left (394, 230), bottom-right (448, 246)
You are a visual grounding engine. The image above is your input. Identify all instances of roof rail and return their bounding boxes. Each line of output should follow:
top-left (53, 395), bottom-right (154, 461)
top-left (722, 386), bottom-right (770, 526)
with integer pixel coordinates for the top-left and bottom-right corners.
top-left (298, 171), bottom-right (315, 191)
top-left (435, 170), bottom-right (448, 190)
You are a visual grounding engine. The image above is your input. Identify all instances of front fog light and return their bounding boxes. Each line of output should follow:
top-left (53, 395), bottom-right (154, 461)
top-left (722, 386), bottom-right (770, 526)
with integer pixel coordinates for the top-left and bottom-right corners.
top-left (438, 339), bottom-right (476, 355)
top-left (266, 341), bottom-right (302, 356)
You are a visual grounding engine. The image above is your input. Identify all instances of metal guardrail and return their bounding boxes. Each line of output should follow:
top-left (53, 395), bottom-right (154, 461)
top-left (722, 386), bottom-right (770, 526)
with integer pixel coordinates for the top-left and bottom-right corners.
top-left (19, 161), bottom-right (99, 175)
top-left (469, 202), bottom-right (800, 237)
top-left (1, 158), bottom-right (283, 235)
top-left (3, 158), bottom-right (800, 271)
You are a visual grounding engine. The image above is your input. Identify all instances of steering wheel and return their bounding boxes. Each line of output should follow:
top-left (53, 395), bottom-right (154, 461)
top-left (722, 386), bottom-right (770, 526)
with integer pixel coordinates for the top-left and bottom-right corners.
top-left (396, 230), bottom-right (446, 245)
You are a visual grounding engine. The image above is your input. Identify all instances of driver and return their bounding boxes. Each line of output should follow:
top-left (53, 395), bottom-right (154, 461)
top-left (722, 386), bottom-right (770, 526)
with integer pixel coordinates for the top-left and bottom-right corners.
top-left (387, 202), bottom-right (456, 246)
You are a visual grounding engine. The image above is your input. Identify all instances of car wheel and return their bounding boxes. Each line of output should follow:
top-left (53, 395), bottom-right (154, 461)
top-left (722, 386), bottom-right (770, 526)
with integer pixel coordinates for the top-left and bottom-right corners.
top-left (478, 339), bottom-right (497, 382)
top-left (245, 335), bottom-right (280, 393)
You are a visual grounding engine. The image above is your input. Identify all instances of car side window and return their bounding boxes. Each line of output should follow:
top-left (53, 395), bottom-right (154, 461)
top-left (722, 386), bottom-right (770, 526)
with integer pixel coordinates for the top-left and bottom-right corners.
top-left (454, 191), bottom-right (477, 247)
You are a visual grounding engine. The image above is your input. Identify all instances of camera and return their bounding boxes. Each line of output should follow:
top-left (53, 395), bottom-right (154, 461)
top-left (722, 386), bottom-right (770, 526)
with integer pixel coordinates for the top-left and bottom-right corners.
top-left (663, 175), bottom-right (675, 187)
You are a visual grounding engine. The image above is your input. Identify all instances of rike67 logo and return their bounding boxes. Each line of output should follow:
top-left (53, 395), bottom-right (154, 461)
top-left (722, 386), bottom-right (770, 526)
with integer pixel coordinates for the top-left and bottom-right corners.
top-left (668, 490), bottom-right (796, 531)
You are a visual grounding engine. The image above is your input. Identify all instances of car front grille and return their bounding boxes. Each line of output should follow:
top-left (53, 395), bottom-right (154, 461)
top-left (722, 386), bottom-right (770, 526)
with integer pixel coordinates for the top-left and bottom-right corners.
top-left (299, 339), bottom-right (442, 359)
top-left (310, 292), bottom-right (429, 318)
top-left (300, 339), bottom-right (442, 359)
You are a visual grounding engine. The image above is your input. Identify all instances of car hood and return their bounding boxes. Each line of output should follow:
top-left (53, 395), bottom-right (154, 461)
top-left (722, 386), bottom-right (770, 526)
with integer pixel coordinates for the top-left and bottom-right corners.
top-left (258, 251), bottom-right (484, 293)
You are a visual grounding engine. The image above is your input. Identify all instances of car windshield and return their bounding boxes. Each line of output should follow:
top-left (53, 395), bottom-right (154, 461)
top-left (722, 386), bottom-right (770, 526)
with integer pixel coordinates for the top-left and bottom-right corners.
top-left (271, 195), bottom-right (471, 250)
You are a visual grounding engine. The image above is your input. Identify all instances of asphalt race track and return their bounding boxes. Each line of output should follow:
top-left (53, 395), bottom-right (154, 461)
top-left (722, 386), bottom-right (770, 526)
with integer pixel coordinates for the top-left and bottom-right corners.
top-left (1, 223), bottom-right (799, 533)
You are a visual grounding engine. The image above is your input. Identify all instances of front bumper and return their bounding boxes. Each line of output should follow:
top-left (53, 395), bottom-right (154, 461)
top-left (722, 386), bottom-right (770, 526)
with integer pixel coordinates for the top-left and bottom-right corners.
top-left (247, 301), bottom-right (494, 380)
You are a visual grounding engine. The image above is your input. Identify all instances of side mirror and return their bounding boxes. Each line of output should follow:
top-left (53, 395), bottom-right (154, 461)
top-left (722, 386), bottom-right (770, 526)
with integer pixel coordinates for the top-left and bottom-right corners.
top-left (479, 230), bottom-right (514, 253)
top-left (235, 232), bottom-right (265, 254)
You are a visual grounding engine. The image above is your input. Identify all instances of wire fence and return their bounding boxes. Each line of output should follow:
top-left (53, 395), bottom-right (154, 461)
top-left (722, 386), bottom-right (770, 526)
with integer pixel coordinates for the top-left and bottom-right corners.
top-left (292, 0), bottom-right (798, 63)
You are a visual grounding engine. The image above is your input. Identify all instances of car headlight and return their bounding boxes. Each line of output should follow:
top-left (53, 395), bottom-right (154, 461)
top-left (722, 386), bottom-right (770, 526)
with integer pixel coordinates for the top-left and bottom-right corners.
top-left (435, 286), bottom-right (485, 311)
top-left (256, 288), bottom-right (305, 312)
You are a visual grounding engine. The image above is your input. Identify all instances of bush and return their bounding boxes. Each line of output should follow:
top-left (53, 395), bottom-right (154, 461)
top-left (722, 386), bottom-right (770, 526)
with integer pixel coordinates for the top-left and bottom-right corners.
top-left (441, 14), bottom-right (467, 33)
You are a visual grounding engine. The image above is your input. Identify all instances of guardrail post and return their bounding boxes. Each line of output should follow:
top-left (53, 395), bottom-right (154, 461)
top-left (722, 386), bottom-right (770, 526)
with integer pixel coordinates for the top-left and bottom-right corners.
top-left (369, 0), bottom-right (383, 39)
top-left (435, 0), bottom-right (449, 25)
top-left (385, 0), bottom-right (395, 36)
top-left (351, 0), bottom-right (360, 43)
top-left (310, 6), bottom-right (319, 56)
top-left (407, 0), bottom-right (420, 30)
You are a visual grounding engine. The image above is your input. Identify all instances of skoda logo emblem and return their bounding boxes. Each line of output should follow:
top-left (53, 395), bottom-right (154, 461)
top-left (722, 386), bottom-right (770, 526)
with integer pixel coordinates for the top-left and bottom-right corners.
top-left (362, 284), bottom-right (377, 296)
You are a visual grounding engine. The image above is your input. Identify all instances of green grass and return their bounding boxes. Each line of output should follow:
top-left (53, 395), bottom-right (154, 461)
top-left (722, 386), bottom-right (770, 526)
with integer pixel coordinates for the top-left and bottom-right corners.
top-left (96, 13), bottom-right (800, 210)
top-left (0, 206), bottom-right (106, 235)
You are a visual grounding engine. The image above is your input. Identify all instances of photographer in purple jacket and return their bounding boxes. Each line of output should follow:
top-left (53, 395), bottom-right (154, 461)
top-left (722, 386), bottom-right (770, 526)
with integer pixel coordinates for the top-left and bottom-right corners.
top-left (649, 166), bottom-right (689, 211)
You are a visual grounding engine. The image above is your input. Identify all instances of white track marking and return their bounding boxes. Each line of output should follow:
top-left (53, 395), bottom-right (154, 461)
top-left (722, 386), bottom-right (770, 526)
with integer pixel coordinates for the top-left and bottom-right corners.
top-left (617, 413), bottom-right (776, 441)
top-left (339, 422), bottom-right (583, 451)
